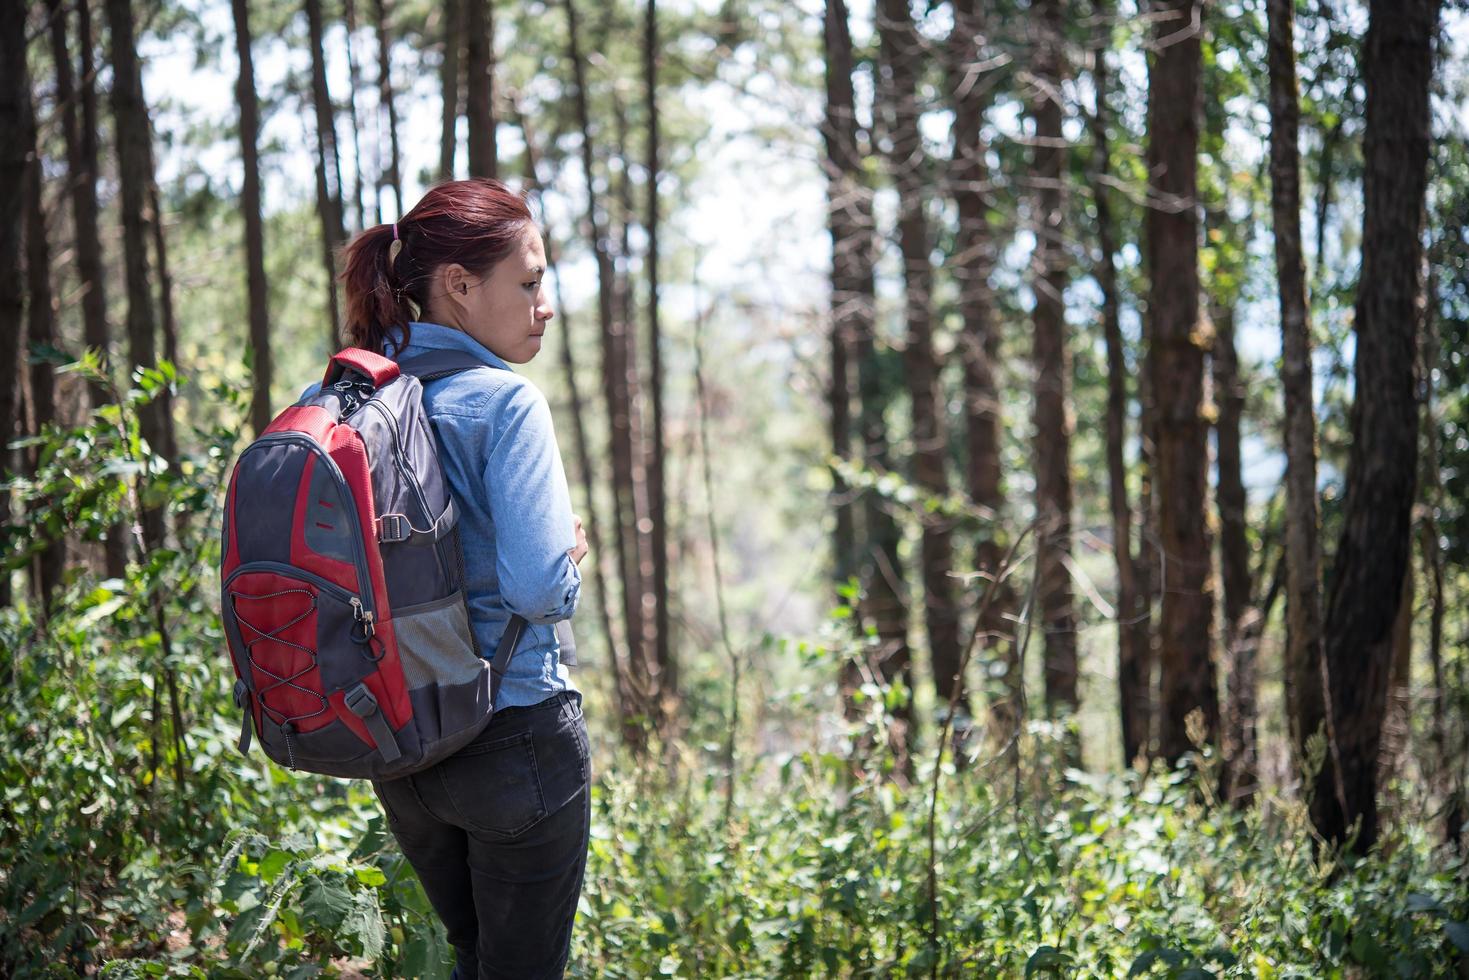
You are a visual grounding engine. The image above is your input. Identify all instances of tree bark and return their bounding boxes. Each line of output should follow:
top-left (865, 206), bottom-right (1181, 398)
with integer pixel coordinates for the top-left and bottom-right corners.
top-left (439, 0), bottom-right (461, 181)
top-left (1268, 0), bottom-right (1328, 799)
top-left (373, 0), bottom-right (403, 217)
top-left (1312, 0), bottom-right (1439, 851)
top-left (233, 0), bottom-right (273, 437)
top-left (305, 0), bottom-right (345, 349)
top-left (343, 0), bottom-right (368, 231)
top-left (1146, 0), bottom-right (1218, 764)
top-left (517, 103), bottom-right (632, 737)
top-left (1090, 0), bottom-right (1146, 767)
top-left (877, 0), bottom-right (962, 720)
top-left (466, 0), bottom-right (497, 178)
top-left (827, 0), bottom-right (909, 764)
top-left (51, 0), bottom-right (127, 577)
top-left (949, 0), bottom-right (1017, 745)
top-left (105, 0), bottom-right (171, 552)
top-left (23, 74), bottom-right (65, 608)
top-left (563, 0), bottom-right (657, 745)
top-left (0, 0), bottom-right (24, 609)
top-left (824, 0), bottom-right (860, 612)
top-left (1028, 0), bottom-right (1077, 721)
top-left (644, 0), bottom-right (674, 701)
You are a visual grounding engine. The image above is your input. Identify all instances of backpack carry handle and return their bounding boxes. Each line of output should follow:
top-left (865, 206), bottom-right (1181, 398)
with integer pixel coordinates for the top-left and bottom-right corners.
top-left (324, 348), bottom-right (400, 388)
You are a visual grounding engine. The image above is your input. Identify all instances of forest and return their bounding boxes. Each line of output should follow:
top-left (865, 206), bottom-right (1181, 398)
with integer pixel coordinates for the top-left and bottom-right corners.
top-left (2, 0), bottom-right (1468, 975)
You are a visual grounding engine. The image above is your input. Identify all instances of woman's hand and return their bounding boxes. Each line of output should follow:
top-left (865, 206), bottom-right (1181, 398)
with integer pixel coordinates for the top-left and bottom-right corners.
top-left (569, 514), bottom-right (589, 566)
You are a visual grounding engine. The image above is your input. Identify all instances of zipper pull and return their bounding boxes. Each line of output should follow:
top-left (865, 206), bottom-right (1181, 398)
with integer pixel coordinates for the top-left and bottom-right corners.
top-left (350, 598), bottom-right (376, 640)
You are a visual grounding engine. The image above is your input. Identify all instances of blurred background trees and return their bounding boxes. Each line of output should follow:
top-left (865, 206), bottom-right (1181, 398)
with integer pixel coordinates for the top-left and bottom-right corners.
top-left (3, 0), bottom-right (1469, 972)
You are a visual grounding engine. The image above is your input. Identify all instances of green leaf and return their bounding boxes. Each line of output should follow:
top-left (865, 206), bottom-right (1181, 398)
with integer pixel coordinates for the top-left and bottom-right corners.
top-left (1026, 946), bottom-right (1074, 977)
top-left (353, 866), bottom-right (387, 888)
top-left (257, 850), bottom-right (292, 883)
top-left (1445, 921), bottom-right (1469, 954)
top-left (342, 891), bottom-right (385, 958)
top-left (299, 874), bottom-right (353, 932)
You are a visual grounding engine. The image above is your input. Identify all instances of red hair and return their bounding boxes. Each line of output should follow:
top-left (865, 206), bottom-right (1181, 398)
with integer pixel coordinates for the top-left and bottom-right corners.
top-left (339, 178), bottom-right (535, 354)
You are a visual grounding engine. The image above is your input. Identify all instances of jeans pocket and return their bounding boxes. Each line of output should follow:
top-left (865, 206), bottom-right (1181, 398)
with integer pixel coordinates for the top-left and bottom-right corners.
top-left (437, 730), bottom-right (547, 838)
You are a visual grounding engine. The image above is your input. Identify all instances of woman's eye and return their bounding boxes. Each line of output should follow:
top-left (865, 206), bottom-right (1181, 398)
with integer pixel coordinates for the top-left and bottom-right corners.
top-left (523, 280), bottom-right (541, 290)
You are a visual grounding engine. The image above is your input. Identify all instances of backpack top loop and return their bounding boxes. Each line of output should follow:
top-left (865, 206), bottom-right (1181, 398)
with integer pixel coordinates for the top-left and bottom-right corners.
top-left (323, 347), bottom-right (401, 388)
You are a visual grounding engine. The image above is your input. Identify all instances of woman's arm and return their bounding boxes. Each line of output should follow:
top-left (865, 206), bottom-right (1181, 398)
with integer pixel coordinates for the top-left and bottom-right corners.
top-left (482, 380), bottom-right (582, 623)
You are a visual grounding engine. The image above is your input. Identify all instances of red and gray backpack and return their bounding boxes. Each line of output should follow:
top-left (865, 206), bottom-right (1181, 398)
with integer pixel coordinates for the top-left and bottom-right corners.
top-left (221, 347), bottom-right (523, 779)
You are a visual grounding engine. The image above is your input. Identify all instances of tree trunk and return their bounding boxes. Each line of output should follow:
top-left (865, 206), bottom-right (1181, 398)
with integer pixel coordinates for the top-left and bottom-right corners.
top-left (827, 0), bottom-right (909, 763)
top-left (372, 0), bottom-right (403, 217)
top-left (1268, 0), bottom-right (1328, 798)
top-left (234, 0), bottom-right (273, 437)
top-left (949, 0), bottom-right (1017, 746)
top-left (305, 0), bottom-right (345, 349)
top-left (824, 0), bottom-right (860, 614)
top-left (52, 0), bottom-right (127, 577)
top-left (1090, 0), bottom-right (1145, 767)
top-left (1146, 0), bottom-right (1217, 765)
top-left (1028, 0), bottom-right (1076, 721)
top-left (564, 0), bottom-right (656, 745)
top-left (466, 0), bottom-right (497, 178)
top-left (439, 0), bottom-right (461, 181)
top-left (877, 0), bottom-right (962, 720)
top-left (343, 0), bottom-right (368, 231)
top-left (147, 178), bottom-right (180, 470)
top-left (604, 67), bottom-right (662, 728)
top-left (517, 103), bottom-right (633, 737)
top-left (1312, 0), bottom-right (1439, 851)
top-left (644, 0), bottom-right (674, 702)
top-left (105, 0), bottom-right (171, 552)
top-left (23, 78), bottom-right (65, 608)
top-left (1212, 300), bottom-right (1258, 800)
top-left (0, 0), bottom-right (24, 609)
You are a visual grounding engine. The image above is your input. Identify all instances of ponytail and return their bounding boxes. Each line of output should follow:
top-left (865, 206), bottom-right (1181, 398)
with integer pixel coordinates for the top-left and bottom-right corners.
top-left (340, 222), bottom-right (418, 354)
top-left (338, 178), bottom-right (536, 355)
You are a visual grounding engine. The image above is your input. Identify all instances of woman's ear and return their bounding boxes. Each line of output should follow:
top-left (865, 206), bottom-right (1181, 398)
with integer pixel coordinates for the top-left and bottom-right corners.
top-left (441, 263), bottom-right (471, 315)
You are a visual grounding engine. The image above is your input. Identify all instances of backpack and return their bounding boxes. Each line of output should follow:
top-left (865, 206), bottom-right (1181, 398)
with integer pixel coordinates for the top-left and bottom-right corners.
top-left (220, 347), bottom-right (525, 780)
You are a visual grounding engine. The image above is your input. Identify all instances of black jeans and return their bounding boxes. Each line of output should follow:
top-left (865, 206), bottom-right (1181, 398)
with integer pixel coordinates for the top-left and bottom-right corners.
top-left (372, 691), bottom-right (591, 980)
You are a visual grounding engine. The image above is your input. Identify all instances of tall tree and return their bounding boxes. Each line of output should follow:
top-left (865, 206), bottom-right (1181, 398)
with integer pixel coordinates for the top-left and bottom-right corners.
top-left (877, 0), bottom-right (962, 719)
top-left (439, 0), bottom-right (461, 180)
top-left (105, 0), bottom-right (172, 550)
top-left (1029, 0), bottom-right (1077, 720)
top-left (1146, 0), bottom-right (1218, 764)
top-left (305, 0), bottom-right (345, 349)
top-left (24, 82), bottom-right (65, 607)
top-left (373, 0), bottom-right (403, 216)
top-left (948, 0), bottom-right (1018, 740)
top-left (564, 0), bottom-right (660, 742)
top-left (645, 0), bottom-right (674, 698)
top-left (233, 0), bottom-right (273, 436)
top-left (1089, 0), bottom-right (1148, 765)
top-left (826, 0), bottom-right (911, 761)
top-left (465, 0), bottom-right (497, 178)
top-left (50, 0), bottom-right (126, 577)
top-left (0, 0), bottom-right (24, 608)
top-left (1267, 0), bottom-right (1326, 792)
top-left (1203, 47), bottom-right (1257, 801)
top-left (343, 0), bottom-right (368, 231)
top-left (1312, 0), bottom-right (1440, 850)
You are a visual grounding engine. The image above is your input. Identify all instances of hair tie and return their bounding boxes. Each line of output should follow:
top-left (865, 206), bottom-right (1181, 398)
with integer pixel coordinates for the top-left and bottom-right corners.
top-left (392, 222), bottom-right (399, 241)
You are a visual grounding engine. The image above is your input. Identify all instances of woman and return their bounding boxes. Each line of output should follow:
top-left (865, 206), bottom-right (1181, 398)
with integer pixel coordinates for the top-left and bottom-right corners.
top-left (338, 178), bottom-right (591, 980)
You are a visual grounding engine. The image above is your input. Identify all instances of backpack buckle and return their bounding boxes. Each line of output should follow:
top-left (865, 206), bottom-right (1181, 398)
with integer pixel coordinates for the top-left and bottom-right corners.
top-left (376, 513), bottom-right (409, 544)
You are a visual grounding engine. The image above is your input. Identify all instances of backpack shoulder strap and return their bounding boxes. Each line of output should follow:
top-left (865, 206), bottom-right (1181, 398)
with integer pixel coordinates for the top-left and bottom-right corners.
top-left (395, 348), bottom-right (537, 683)
top-left (396, 349), bottom-right (497, 382)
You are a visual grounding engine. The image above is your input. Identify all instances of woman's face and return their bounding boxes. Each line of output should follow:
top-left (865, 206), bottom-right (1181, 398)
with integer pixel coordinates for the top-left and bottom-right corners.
top-left (434, 224), bottom-right (554, 364)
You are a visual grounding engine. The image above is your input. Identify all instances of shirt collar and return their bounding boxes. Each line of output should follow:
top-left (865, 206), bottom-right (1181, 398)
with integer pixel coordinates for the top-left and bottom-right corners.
top-left (389, 321), bottom-right (513, 373)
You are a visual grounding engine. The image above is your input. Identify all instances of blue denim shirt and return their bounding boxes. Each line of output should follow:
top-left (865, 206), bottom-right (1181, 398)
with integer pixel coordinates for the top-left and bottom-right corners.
top-left (309, 321), bottom-right (582, 709)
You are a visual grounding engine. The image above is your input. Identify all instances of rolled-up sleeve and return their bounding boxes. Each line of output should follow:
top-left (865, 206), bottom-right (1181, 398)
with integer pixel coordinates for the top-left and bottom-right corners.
top-left (482, 381), bottom-right (581, 623)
